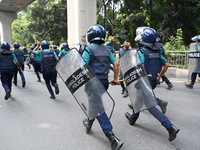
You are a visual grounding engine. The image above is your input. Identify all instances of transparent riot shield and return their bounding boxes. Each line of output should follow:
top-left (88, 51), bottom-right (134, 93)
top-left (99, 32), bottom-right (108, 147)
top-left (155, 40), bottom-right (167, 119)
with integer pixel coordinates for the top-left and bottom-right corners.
top-left (119, 49), bottom-right (157, 113)
top-left (55, 48), bottom-right (114, 120)
top-left (188, 43), bottom-right (200, 79)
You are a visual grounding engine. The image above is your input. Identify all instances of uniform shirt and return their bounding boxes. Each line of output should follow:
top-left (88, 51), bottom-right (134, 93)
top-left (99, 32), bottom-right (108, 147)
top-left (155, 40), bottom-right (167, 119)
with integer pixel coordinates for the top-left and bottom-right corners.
top-left (137, 48), bottom-right (167, 65)
top-left (31, 49), bottom-right (42, 61)
top-left (42, 49), bottom-right (59, 60)
top-left (83, 42), bottom-right (116, 64)
top-left (107, 46), bottom-right (116, 54)
top-left (12, 53), bottom-right (18, 61)
top-left (58, 49), bottom-right (68, 56)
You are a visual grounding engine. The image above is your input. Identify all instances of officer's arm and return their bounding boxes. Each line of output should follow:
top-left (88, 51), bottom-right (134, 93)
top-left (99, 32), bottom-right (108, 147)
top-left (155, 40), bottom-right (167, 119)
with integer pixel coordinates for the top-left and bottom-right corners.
top-left (157, 62), bottom-right (169, 81)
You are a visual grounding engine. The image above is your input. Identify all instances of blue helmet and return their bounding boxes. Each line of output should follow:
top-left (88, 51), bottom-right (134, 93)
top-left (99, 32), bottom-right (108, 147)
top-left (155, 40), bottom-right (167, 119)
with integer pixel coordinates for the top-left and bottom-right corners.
top-left (13, 42), bottom-right (20, 48)
top-left (1, 42), bottom-right (10, 50)
top-left (30, 46), bottom-right (35, 50)
top-left (53, 45), bottom-right (57, 49)
top-left (22, 47), bottom-right (27, 51)
top-left (156, 38), bottom-right (161, 43)
top-left (62, 43), bottom-right (69, 49)
top-left (41, 40), bottom-right (50, 49)
top-left (105, 41), bottom-right (111, 46)
top-left (142, 27), bottom-right (157, 43)
top-left (87, 24), bottom-right (106, 43)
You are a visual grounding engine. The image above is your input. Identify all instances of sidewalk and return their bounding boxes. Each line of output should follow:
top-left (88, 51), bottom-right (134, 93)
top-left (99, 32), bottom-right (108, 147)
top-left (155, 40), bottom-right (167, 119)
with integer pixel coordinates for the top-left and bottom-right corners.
top-left (166, 68), bottom-right (188, 80)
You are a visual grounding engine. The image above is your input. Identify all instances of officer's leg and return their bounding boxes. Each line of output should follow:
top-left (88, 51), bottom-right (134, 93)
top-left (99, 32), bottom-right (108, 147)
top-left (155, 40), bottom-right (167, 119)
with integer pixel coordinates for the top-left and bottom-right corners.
top-left (19, 64), bottom-right (26, 87)
top-left (185, 72), bottom-right (196, 88)
top-left (50, 69), bottom-right (59, 94)
top-left (13, 66), bottom-right (18, 85)
top-left (1, 70), bottom-right (12, 100)
top-left (148, 106), bottom-right (179, 141)
top-left (42, 70), bottom-right (55, 99)
top-left (157, 98), bottom-right (168, 114)
top-left (34, 62), bottom-right (41, 82)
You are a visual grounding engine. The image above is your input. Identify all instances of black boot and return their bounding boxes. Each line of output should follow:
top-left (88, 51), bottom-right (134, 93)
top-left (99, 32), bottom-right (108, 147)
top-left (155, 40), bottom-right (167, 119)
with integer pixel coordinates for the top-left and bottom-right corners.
top-left (83, 118), bottom-right (94, 133)
top-left (158, 100), bottom-right (168, 114)
top-left (166, 82), bottom-right (174, 90)
top-left (168, 125), bottom-right (180, 142)
top-left (120, 82), bottom-right (125, 94)
top-left (125, 112), bottom-right (136, 125)
top-left (37, 78), bottom-right (41, 82)
top-left (5, 91), bottom-right (11, 100)
top-left (50, 94), bottom-right (55, 99)
top-left (105, 130), bottom-right (123, 150)
top-left (22, 81), bottom-right (26, 88)
top-left (185, 82), bottom-right (194, 89)
top-left (54, 84), bottom-right (59, 94)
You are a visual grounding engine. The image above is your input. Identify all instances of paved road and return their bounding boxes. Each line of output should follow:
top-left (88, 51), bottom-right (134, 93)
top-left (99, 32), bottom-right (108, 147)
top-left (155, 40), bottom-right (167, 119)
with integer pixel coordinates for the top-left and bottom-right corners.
top-left (0, 66), bottom-right (200, 150)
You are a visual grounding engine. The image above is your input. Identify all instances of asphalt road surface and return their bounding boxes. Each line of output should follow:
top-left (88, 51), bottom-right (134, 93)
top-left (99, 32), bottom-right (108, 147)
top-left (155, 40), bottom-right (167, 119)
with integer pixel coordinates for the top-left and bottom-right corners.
top-left (0, 66), bottom-right (200, 150)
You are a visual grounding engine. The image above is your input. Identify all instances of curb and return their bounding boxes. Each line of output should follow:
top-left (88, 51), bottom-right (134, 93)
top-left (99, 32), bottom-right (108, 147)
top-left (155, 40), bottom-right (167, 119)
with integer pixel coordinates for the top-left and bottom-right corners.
top-left (166, 68), bottom-right (188, 80)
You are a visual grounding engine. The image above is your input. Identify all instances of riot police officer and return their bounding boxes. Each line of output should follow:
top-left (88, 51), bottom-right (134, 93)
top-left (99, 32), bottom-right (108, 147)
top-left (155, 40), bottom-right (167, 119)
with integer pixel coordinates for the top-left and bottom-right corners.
top-left (12, 42), bottom-right (26, 87)
top-left (40, 40), bottom-right (59, 99)
top-left (31, 44), bottom-right (42, 82)
top-left (125, 27), bottom-right (180, 142)
top-left (58, 43), bottom-right (69, 58)
top-left (185, 35), bottom-right (200, 89)
top-left (22, 47), bottom-right (31, 69)
top-left (0, 42), bottom-right (21, 100)
top-left (52, 45), bottom-right (60, 56)
top-left (156, 38), bottom-right (174, 90)
top-left (118, 40), bottom-right (131, 98)
top-left (82, 24), bottom-right (123, 150)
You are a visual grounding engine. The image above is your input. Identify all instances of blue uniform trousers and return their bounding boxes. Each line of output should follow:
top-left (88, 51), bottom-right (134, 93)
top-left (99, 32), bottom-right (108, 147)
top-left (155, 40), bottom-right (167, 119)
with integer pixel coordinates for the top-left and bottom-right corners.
top-left (13, 65), bottom-right (26, 83)
top-left (33, 61), bottom-right (41, 80)
top-left (130, 79), bottom-right (173, 130)
top-left (89, 79), bottom-right (113, 134)
top-left (42, 69), bottom-right (57, 95)
top-left (191, 72), bottom-right (200, 82)
top-left (161, 75), bottom-right (170, 84)
top-left (1, 69), bottom-right (13, 92)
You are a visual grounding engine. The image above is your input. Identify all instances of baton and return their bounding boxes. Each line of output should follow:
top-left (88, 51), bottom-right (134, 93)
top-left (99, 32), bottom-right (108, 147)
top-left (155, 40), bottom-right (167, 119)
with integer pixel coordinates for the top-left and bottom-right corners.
top-left (33, 28), bottom-right (52, 52)
top-left (116, 74), bottom-right (152, 83)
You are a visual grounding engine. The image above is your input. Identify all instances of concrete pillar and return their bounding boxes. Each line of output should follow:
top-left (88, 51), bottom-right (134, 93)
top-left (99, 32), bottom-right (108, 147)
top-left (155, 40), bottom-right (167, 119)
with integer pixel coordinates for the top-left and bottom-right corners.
top-left (0, 11), bottom-right (17, 44)
top-left (67, 0), bottom-right (96, 48)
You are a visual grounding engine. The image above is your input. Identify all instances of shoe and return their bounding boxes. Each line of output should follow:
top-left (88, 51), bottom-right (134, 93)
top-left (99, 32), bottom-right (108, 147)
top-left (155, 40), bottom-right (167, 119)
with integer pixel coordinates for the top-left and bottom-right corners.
top-left (105, 130), bottom-right (123, 150)
top-left (123, 93), bottom-right (128, 98)
top-left (125, 112), bottom-right (136, 125)
top-left (5, 91), bottom-right (11, 100)
top-left (54, 84), bottom-right (59, 95)
top-left (83, 118), bottom-right (93, 133)
top-left (168, 125), bottom-right (180, 142)
top-left (166, 82), bottom-right (174, 90)
top-left (158, 100), bottom-right (168, 114)
top-left (185, 82), bottom-right (194, 89)
top-left (128, 103), bottom-right (133, 109)
top-left (50, 94), bottom-right (55, 99)
top-left (22, 81), bottom-right (26, 88)
top-left (13, 81), bottom-right (17, 86)
top-left (37, 78), bottom-right (41, 82)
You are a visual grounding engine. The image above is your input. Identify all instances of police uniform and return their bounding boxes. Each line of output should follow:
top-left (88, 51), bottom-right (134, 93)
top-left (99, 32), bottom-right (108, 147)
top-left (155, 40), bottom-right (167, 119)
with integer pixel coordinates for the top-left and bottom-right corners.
top-left (52, 45), bottom-right (60, 56)
top-left (125, 27), bottom-right (179, 142)
top-left (40, 40), bottom-right (59, 99)
top-left (58, 43), bottom-right (69, 58)
top-left (0, 42), bottom-right (20, 100)
top-left (13, 43), bottom-right (26, 87)
top-left (31, 48), bottom-right (42, 82)
top-left (82, 25), bottom-right (123, 150)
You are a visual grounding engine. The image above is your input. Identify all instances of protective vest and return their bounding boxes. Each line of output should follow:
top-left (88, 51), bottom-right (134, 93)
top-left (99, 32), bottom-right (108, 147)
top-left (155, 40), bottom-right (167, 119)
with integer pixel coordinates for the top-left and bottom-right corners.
top-left (41, 50), bottom-right (56, 69)
top-left (13, 50), bottom-right (24, 65)
top-left (87, 44), bottom-right (110, 80)
top-left (142, 47), bottom-right (161, 81)
top-left (0, 51), bottom-right (14, 69)
top-left (54, 49), bottom-right (60, 56)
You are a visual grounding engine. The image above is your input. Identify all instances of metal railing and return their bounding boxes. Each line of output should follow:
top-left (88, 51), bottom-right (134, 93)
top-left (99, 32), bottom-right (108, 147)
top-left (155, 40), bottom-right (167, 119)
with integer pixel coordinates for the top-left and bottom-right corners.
top-left (166, 51), bottom-right (190, 69)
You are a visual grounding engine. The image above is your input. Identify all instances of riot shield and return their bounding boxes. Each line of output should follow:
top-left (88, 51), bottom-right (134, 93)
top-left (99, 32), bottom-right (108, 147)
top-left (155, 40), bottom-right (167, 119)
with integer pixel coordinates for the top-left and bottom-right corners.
top-left (119, 49), bottom-right (157, 113)
top-left (55, 48), bottom-right (114, 120)
top-left (188, 43), bottom-right (200, 79)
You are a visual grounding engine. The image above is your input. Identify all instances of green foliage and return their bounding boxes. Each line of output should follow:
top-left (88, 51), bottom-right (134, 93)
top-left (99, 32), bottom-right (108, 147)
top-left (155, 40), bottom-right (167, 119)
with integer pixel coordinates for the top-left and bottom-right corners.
top-left (163, 29), bottom-right (188, 51)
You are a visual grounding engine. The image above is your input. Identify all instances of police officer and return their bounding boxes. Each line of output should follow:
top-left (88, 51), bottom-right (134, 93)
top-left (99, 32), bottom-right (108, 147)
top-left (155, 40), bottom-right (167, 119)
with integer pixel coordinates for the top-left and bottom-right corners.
top-left (156, 38), bottom-right (174, 90)
top-left (12, 42), bottom-right (26, 87)
top-left (105, 41), bottom-right (116, 72)
top-left (125, 27), bottom-right (180, 142)
top-left (0, 42), bottom-right (21, 100)
top-left (58, 43), bottom-right (69, 58)
top-left (118, 40), bottom-right (131, 98)
top-left (22, 47), bottom-right (31, 69)
top-left (185, 35), bottom-right (200, 89)
top-left (29, 46), bottom-right (34, 67)
top-left (82, 24), bottom-right (123, 150)
top-left (52, 45), bottom-right (60, 56)
top-left (31, 44), bottom-right (42, 82)
top-left (40, 40), bottom-right (59, 99)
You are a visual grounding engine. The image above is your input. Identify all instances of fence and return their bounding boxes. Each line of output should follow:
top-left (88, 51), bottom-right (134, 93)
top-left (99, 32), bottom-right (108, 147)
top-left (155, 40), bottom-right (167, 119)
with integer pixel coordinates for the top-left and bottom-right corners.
top-left (166, 51), bottom-right (190, 69)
